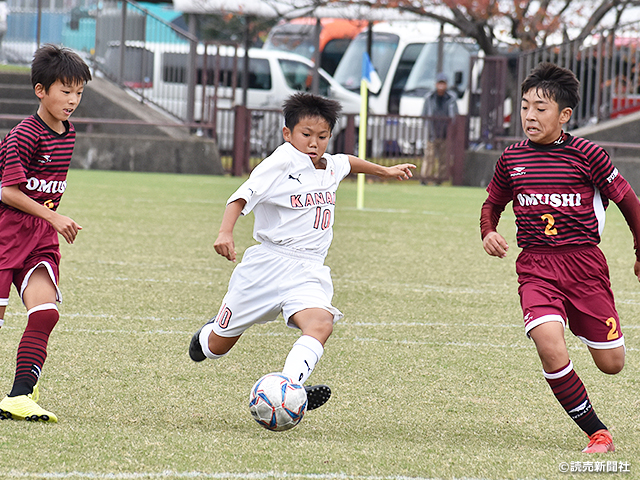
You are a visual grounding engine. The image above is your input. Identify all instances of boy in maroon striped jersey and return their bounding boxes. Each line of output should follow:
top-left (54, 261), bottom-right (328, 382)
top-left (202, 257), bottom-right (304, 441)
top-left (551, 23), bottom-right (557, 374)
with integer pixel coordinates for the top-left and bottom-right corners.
top-left (481, 62), bottom-right (640, 453)
top-left (0, 44), bottom-right (91, 422)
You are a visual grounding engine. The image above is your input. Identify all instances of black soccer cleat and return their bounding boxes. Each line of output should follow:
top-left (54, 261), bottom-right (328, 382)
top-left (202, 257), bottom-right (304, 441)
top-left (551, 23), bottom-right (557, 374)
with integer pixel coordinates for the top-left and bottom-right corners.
top-left (189, 326), bottom-right (207, 362)
top-left (305, 384), bottom-right (331, 411)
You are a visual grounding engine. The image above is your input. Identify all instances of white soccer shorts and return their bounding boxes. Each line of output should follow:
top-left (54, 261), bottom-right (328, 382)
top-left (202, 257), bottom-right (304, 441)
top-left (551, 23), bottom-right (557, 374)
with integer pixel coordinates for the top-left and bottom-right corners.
top-left (211, 243), bottom-right (343, 338)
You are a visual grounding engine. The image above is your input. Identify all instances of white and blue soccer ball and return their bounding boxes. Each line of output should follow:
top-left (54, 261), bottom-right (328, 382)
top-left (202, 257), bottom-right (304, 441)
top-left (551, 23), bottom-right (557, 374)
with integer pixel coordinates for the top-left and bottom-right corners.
top-left (248, 373), bottom-right (307, 431)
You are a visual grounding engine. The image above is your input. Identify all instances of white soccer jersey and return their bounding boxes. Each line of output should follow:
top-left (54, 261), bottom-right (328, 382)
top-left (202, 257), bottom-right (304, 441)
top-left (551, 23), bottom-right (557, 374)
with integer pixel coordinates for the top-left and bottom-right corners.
top-left (227, 142), bottom-right (352, 261)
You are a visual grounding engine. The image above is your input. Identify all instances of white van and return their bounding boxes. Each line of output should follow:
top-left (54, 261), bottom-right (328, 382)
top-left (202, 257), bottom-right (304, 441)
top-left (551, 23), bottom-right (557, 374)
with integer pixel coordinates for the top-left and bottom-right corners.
top-left (146, 46), bottom-right (361, 154)
top-left (332, 21), bottom-right (443, 115)
top-left (153, 46), bottom-right (362, 120)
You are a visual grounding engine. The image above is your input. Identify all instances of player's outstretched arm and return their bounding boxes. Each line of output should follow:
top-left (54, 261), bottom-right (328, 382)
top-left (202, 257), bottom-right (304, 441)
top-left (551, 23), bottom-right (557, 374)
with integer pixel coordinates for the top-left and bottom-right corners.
top-left (347, 155), bottom-right (415, 181)
top-left (214, 199), bottom-right (246, 262)
top-left (1, 185), bottom-right (81, 244)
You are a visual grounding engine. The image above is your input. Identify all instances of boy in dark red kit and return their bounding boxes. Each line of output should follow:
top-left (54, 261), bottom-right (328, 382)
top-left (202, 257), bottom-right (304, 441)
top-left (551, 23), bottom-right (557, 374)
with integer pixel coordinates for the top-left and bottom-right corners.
top-left (481, 62), bottom-right (640, 453)
top-left (0, 44), bottom-right (91, 422)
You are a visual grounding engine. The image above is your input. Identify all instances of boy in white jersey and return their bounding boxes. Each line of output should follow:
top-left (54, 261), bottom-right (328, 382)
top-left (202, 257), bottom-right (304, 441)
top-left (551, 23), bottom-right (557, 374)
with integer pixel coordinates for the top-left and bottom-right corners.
top-left (189, 93), bottom-right (415, 410)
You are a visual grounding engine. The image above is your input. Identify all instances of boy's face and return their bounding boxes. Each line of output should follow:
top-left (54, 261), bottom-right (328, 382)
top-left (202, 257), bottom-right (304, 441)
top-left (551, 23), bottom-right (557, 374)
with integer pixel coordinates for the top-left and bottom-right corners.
top-left (35, 79), bottom-right (85, 131)
top-left (520, 87), bottom-right (572, 145)
top-left (283, 115), bottom-right (331, 166)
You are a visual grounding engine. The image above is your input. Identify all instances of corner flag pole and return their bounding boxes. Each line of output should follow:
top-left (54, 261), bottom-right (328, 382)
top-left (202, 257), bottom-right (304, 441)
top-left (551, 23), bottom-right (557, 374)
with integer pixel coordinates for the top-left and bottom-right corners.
top-left (357, 49), bottom-right (380, 210)
top-left (357, 78), bottom-right (368, 210)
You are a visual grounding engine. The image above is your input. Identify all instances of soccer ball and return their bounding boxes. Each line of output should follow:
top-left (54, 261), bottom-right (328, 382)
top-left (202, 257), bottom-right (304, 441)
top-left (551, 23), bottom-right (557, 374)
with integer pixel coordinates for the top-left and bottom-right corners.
top-left (248, 373), bottom-right (307, 431)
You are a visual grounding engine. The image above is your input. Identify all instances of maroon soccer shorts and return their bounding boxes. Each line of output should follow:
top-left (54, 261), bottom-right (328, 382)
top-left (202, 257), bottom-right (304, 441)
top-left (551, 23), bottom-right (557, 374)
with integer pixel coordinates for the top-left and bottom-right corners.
top-left (516, 245), bottom-right (624, 349)
top-left (0, 208), bottom-right (61, 306)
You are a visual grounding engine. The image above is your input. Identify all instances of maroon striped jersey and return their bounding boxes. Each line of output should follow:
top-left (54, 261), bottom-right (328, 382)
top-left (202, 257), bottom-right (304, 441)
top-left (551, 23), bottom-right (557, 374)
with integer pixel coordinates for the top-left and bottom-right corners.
top-left (0, 114), bottom-right (75, 211)
top-left (486, 133), bottom-right (631, 249)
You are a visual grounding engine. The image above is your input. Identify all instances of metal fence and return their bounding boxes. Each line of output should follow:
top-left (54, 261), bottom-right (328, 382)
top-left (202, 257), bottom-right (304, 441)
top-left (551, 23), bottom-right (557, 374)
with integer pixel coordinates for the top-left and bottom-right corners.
top-left (517, 19), bottom-right (640, 135)
top-left (92, 1), bottom-right (199, 123)
top-left (1, 0), bottom-right (95, 63)
top-left (4, 0), bottom-right (640, 178)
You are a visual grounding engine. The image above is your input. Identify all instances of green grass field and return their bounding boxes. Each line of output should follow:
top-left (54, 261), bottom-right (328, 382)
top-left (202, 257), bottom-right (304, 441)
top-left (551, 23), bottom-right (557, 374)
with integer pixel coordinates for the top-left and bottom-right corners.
top-left (0, 170), bottom-right (638, 480)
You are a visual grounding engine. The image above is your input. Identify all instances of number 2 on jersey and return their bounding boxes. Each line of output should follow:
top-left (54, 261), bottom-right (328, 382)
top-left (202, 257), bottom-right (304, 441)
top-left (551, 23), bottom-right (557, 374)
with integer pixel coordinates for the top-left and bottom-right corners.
top-left (541, 213), bottom-right (558, 236)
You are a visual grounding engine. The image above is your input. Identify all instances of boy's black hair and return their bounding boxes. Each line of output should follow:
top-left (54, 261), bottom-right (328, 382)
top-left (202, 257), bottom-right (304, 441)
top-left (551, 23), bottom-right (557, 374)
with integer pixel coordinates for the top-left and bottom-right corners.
top-left (283, 93), bottom-right (342, 132)
top-left (31, 44), bottom-right (92, 91)
top-left (521, 62), bottom-right (580, 110)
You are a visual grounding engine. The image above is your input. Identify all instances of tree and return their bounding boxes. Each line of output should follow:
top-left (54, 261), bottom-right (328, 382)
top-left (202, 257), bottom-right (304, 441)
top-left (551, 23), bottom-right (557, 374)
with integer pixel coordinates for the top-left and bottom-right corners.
top-left (185, 12), bottom-right (277, 46)
top-left (280, 0), bottom-right (640, 54)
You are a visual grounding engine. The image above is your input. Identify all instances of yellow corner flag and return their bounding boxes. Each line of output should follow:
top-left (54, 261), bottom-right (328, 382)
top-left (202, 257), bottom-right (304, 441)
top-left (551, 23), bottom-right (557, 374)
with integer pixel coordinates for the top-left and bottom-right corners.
top-left (357, 78), bottom-right (367, 210)
top-left (357, 52), bottom-right (380, 210)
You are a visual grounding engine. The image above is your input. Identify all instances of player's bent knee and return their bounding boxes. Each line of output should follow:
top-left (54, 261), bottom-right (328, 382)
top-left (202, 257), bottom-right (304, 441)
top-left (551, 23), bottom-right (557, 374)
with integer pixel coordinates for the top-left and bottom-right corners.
top-left (530, 324), bottom-right (569, 371)
top-left (317, 317), bottom-right (334, 335)
top-left (207, 333), bottom-right (240, 357)
top-left (306, 317), bottom-right (333, 343)
top-left (292, 308), bottom-right (335, 344)
top-left (596, 356), bottom-right (625, 375)
top-left (597, 362), bottom-right (624, 375)
top-left (534, 343), bottom-right (570, 372)
top-left (591, 346), bottom-right (625, 375)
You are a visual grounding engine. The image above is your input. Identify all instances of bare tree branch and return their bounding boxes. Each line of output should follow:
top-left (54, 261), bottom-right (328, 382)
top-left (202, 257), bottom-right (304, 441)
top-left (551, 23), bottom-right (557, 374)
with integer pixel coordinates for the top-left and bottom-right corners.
top-left (575, 0), bottom-right (622, 43)
top-left (282, 0), bottom-right (640, 55)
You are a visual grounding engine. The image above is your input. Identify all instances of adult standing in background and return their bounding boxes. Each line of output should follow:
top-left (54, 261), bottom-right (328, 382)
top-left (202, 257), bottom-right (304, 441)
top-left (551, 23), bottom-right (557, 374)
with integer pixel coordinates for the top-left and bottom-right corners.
top-left (421, 72), bottom-right (458, 185)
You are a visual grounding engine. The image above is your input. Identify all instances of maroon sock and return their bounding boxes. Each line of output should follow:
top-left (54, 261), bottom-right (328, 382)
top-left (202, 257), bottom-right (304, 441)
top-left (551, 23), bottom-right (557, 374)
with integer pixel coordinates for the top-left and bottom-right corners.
top-left (544, 361), bottom-right (607, 436)
top-left (9, 304), bottom-right (59, 397)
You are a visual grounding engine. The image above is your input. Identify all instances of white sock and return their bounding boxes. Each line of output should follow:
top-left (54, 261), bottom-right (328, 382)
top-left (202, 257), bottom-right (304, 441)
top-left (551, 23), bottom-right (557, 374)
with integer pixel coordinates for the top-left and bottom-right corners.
top-left (0, 318), bottom-right (3, 328)
top-left (199, 323), bottom-right (226, 360)
top-left (282, 335), bottom-right (324, 385)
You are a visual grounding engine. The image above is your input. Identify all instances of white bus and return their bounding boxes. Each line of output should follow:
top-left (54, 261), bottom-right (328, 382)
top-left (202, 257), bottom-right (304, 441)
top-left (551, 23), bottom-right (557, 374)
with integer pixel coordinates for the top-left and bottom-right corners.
top-left (332, 21), bottom-right (445, 115)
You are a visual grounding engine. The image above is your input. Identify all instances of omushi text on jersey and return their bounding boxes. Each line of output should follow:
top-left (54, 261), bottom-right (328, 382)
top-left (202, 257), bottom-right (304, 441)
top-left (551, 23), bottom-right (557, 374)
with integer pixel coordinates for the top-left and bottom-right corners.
top-left (25, 177), bottom-right (67, 194)
top-left (517, 192), bottom-right (582, 208)
top-left (290, 191), bottom-right (336, 208)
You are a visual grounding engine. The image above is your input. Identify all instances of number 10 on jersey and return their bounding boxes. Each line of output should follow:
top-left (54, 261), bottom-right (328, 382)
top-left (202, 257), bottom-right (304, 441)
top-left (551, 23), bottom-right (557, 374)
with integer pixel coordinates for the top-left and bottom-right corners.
top-left (314, 207), bottom-right (331, 230)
